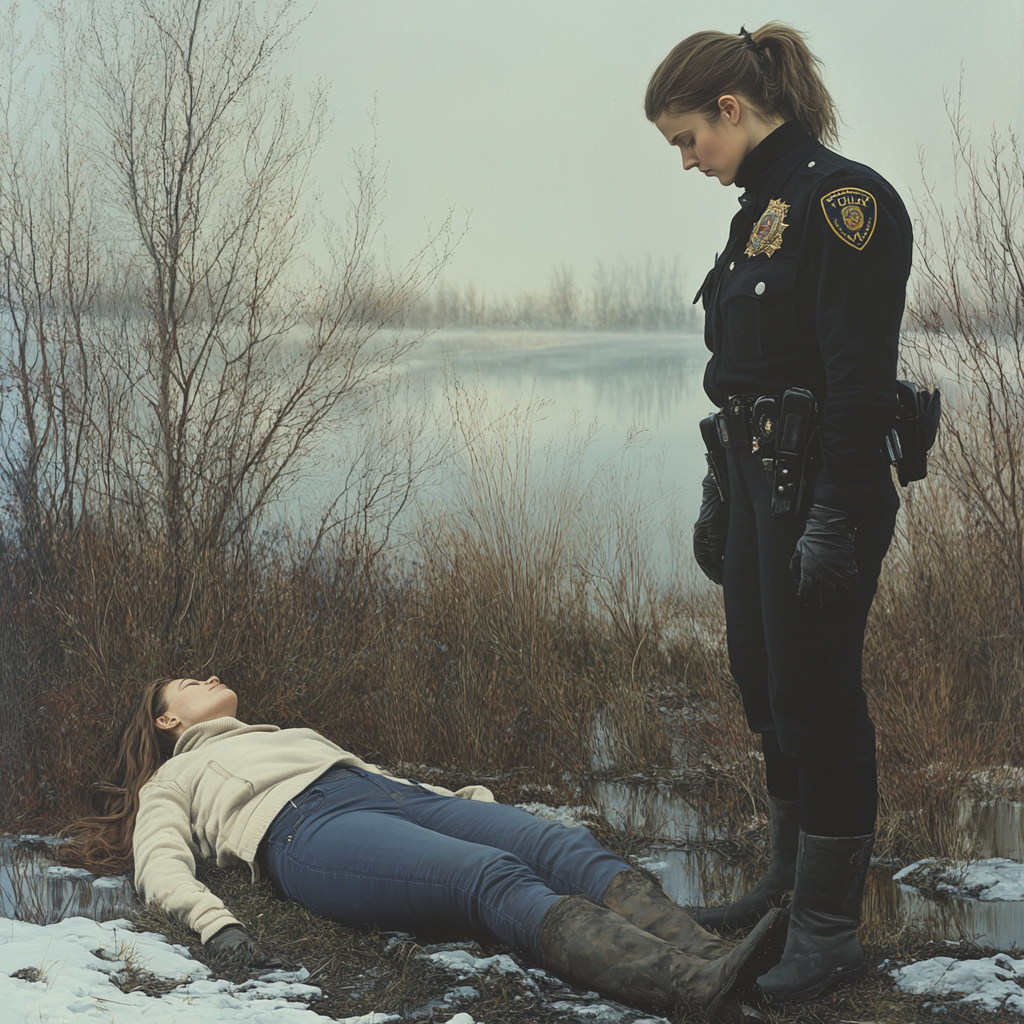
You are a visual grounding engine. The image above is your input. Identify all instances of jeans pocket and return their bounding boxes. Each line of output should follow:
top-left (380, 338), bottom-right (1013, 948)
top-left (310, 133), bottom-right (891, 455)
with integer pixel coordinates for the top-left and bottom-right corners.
top-left (267, 787), bottom-right (327, 851)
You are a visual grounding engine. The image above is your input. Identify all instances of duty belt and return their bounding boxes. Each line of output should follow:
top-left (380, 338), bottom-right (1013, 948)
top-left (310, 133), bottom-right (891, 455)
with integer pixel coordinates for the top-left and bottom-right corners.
top-left (709, 389), bottom-right (820, 518)
top-left (714, 394), bottom-right (771, 452)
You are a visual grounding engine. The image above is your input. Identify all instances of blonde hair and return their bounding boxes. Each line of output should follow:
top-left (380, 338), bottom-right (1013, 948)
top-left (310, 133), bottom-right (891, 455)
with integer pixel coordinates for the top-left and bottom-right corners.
top-left (645, 22), bottom-right (838, 145)
top-left (60, 678), bottom-right (177, 875)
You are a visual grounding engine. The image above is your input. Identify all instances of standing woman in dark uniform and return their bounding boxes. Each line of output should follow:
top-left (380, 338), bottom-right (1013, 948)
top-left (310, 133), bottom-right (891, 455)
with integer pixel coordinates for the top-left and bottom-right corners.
top-left (645, 24), bottom-right (911, 1002)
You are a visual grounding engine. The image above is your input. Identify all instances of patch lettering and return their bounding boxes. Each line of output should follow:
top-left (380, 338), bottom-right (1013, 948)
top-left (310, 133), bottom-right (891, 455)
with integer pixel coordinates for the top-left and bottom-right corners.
top-left (745, 198), bottom-right (790, 258)
top-left (821, 187), bottom-right (877, 250)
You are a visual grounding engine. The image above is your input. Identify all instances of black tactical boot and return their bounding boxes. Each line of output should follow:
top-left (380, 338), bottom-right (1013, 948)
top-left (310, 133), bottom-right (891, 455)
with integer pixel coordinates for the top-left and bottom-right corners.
top-left (536, 895), bottom-right (788, 1019)
top-left (602, 867), bottom-right (726, 959)
top-left (694, 795), bottom-right (800, 932)
top-left (757, 831), bottom-right (874, 1002)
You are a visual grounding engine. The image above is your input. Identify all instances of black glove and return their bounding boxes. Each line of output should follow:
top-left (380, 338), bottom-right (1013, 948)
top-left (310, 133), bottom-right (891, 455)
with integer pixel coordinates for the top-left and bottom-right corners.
top-left (789, 504), bottom-right (860, 607)
top-left (207, 924), bottom-right (256, 960)
top-left (693, 471), bottom-right (728, 585)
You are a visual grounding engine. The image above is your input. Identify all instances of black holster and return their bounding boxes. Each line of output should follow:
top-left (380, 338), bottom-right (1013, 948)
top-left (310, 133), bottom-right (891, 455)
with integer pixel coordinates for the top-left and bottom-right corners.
top-left (770, 388), bottom-right (819, 518)
top-left (883, 380), bottom-right (941, 486)
top-left (700, 414), bottom-right (729, 502)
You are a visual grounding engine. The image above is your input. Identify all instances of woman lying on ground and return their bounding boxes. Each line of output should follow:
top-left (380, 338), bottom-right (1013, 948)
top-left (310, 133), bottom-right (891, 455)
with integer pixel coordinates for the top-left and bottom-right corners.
top-left (63, 675), bottom-right (787, 1019)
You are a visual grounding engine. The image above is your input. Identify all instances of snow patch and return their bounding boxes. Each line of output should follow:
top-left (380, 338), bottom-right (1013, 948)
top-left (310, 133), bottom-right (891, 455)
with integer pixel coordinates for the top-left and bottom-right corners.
top-left (332, 1015), bottom-right (401, 1024)
top-left (423, 947), bottom-right (527, 979)
top-left (0, 915), bottom-right (325, 1022)
top-left (516, 803), bottom-right (597, 827)
top-left (890, 953), bottom-right (1024, 1015)
top-left (894, 858), bottom-right (1024, 901)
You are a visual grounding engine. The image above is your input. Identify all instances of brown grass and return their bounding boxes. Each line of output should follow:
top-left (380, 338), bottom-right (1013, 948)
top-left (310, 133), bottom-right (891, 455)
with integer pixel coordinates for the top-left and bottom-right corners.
top-left (4, 412), bottom-right (1023, 872)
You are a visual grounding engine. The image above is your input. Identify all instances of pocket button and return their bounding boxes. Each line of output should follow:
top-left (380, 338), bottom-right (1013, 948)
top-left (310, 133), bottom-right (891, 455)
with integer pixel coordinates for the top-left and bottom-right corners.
top-left (755, 281), bottom-right (766, 295)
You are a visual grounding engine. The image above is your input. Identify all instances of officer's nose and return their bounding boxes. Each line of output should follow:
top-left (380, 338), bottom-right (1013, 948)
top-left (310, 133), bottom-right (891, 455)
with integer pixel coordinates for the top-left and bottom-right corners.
top-left (682, 154), bottom-right (699, 171)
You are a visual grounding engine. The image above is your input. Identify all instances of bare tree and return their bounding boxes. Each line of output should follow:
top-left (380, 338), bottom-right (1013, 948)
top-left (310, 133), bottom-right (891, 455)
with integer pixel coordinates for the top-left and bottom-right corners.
top-left (904, 96), bottom-right (1024, 608)
top-left (0, 0), bottom-right (453, 606)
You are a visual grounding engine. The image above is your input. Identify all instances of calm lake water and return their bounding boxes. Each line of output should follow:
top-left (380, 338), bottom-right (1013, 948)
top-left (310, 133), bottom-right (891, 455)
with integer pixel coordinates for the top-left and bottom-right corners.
top-left (291, 329), bottom-right (714, 561)
top-left (404, 327), bottom-right (712, 500)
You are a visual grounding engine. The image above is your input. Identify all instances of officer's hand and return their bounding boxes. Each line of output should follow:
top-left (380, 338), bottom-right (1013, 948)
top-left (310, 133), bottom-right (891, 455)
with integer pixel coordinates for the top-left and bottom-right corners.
top-left (789, 505), bottom-right (860, 607)
top-left (693, 471), bottom-right (728, 585)
top-left (207, 924), bottom-right (256, 961)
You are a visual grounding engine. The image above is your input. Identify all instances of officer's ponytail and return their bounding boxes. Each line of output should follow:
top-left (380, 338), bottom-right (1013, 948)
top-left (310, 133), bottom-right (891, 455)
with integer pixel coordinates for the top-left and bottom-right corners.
top-left (645, 22), bottom-right (839, 146)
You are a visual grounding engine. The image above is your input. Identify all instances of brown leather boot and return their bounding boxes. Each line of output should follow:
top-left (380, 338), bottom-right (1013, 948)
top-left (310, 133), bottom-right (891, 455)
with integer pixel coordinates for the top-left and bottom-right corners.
top-left (536, 895), bottom-right (787, 1019)
top-left (602, 867), bottom-right (726, 959)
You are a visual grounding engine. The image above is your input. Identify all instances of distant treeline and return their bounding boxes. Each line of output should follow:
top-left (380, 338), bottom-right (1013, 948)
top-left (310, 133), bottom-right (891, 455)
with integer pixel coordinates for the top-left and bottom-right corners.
top-left (405, 258), bottom-right (701, 332)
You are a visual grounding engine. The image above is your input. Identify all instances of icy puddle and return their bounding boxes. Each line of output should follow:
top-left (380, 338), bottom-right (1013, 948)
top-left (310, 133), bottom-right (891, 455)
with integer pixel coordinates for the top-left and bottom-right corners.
top-left (581, 774), bottom-right (1024, 951)
top-left (0, 835), bottom-right (136, 925)
top-left (639, 846), bottom-right (1024, 949)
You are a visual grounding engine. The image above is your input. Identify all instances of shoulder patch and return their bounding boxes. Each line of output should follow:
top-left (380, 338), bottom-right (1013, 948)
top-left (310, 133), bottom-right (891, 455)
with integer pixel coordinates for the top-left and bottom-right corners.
top-left (821, 187), bottom-right (876, 250)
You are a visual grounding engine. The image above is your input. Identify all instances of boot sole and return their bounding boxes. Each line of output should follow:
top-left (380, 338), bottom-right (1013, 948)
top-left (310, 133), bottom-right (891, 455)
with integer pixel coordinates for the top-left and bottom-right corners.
top-left (706, 908), bottom-right (789, 1018)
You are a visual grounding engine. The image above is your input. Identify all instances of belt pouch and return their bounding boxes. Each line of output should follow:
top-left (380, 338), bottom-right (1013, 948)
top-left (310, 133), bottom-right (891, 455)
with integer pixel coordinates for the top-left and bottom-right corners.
top-left (771, 388), bottom-right (817, 518)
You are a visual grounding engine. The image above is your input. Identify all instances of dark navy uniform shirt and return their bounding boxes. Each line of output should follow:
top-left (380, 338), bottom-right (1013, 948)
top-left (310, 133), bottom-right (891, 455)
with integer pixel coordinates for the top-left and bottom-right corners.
top-left (696, 120), bottom-right (913, 518)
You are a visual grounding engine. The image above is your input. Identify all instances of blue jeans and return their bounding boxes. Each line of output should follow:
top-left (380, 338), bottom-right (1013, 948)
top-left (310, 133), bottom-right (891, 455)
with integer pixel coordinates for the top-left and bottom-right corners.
top-left (263, 766), bottom-right (629, 959)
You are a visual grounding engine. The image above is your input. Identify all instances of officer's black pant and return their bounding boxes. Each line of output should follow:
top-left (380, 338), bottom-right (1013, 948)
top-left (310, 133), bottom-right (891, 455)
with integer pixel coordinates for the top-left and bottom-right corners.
top-left (722, 448), bottom-right (899, 836)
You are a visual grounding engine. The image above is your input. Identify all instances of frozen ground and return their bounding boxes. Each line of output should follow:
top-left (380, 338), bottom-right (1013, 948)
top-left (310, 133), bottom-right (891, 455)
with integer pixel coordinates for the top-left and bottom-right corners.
top-left (0, 914), bottom-right (669, 1024)
top-left (8, 824), bottom-right (1024, 1020)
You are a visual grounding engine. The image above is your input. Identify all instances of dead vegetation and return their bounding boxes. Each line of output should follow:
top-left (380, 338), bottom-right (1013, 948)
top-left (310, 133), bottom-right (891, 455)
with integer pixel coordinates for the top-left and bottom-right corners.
top-left (0, 7), bottom-right (1023, 1020)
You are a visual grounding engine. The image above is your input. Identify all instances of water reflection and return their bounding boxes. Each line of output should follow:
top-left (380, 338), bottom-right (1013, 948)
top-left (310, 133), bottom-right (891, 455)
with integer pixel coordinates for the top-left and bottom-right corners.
top-left (631, 844), bottom-right (1024, 954)
top-left (586, 779), bottom-right (721, 843)
top-left (294, 330), bottom-right (714, 551)
top-left (576, 777), bottom-right (1024, 953)
top-left (0, 836), bottom-right (135, 925)
top-left (958, 797), bottom-right (1024, 860)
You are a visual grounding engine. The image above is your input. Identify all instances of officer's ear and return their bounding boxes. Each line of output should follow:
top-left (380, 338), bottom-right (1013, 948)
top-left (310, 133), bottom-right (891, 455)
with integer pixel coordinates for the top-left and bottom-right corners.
top-left (717, 95), bottom-right (743, 126)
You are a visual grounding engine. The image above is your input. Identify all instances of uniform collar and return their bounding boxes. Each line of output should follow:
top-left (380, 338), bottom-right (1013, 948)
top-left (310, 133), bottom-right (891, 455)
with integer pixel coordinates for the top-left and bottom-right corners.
top-left (734, 120), bottom-right (819, 196)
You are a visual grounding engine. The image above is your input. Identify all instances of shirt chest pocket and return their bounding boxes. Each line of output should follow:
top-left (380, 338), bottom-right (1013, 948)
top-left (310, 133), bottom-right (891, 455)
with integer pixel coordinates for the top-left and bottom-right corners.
top-left (718, 259), bottom-right (799, 369)
top-left (192, 760), bottom-right (254, 838)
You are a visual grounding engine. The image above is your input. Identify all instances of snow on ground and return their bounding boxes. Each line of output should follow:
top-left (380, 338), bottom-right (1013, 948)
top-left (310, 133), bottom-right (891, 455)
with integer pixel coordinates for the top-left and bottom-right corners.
top-left (0, 913), bottom-right (668, 1024)
top-left (515, 803), bottom-right (599, 827)
top-left (888, 952), bottom-right (1024, 1016)
top-left (895, 857), bottom-right (1024, 901)
top-left (0, 915), bottom-right (477, 1024)
top-left (415, 944), bottom-right (669, 1023)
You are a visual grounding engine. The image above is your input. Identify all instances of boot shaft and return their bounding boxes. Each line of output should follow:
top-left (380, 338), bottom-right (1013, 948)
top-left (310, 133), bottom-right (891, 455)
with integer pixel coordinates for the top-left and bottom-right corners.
top-left (537, 895), bottom-right (788, 1016)
top-left (791, 831), bottom-right (874, 923)
top-left (757, 831), bottom-right (874, 1003)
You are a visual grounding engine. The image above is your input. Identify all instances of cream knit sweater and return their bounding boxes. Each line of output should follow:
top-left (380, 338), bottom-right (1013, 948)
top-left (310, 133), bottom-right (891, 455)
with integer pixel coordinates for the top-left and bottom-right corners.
top-left (133, 717), bottom-right (494, 943)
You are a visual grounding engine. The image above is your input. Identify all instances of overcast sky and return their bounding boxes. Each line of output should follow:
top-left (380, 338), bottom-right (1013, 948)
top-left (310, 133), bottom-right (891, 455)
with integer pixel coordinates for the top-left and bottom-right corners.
top-left (289, 1), bottom-right (1022, 299)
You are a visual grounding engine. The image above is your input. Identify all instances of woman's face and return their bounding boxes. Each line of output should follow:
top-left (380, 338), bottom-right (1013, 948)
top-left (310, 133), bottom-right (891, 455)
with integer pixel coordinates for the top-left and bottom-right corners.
top-left (155, 676), bottom-right (238, 737)
top-left (654, 96), bottom-right (765, 187)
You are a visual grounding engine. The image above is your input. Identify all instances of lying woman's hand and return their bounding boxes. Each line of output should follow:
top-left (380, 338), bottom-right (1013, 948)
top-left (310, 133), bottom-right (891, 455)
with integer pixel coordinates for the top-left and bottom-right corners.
top-left (207, 924), bottom-right (256, 960)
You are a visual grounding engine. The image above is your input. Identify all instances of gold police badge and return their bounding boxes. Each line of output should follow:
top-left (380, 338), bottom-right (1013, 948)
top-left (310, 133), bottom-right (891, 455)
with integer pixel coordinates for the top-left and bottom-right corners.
top-left (745, 198), bottom-right (790, 258)
top-left (820, 187), bottom-right (877, 250)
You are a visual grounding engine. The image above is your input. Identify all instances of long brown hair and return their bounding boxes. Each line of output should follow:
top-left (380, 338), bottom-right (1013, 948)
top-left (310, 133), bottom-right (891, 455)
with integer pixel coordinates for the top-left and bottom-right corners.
top-left (645, 22), bottom-right (839, 145)
top-left (60, 678), bottom-right (178, 875)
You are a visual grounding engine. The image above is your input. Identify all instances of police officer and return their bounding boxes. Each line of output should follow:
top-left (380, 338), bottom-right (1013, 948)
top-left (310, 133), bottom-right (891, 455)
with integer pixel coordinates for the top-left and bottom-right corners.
top-left (646, 23), bottom-right (911, 1002)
